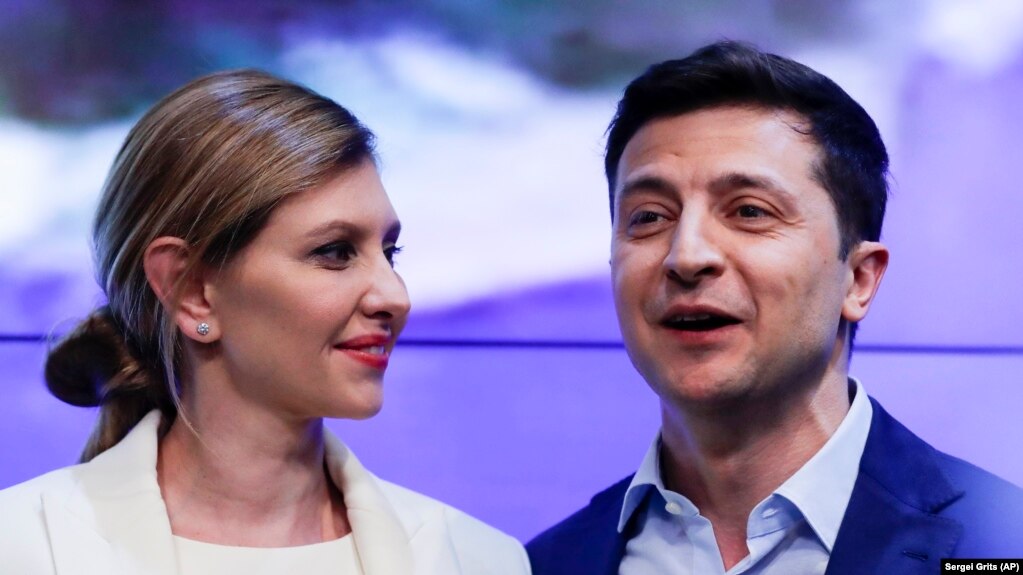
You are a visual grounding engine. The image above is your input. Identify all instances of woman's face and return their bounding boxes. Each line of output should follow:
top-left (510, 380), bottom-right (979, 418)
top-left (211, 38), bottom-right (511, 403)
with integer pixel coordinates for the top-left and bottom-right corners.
top-left (205, 160), bottom-right (410, 421)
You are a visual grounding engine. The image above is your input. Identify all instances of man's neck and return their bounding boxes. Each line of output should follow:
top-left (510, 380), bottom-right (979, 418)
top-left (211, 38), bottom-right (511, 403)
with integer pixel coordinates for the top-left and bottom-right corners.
top-left (657, 373), bottom-right (852, 569)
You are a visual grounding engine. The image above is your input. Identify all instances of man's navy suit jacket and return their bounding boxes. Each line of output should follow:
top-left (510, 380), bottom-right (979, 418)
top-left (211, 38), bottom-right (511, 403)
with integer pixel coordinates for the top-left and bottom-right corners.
top-left (527, 399), bottom-right (1023, 574)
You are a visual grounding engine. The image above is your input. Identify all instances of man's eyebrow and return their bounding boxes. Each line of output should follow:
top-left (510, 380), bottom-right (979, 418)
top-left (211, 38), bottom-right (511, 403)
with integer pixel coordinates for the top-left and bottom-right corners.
top-left (617, 174), bottom-right (676, 203)
top-left (708, 172), bottom-right (793, 198)
top-left (615, 171), bottom-right (797, 212)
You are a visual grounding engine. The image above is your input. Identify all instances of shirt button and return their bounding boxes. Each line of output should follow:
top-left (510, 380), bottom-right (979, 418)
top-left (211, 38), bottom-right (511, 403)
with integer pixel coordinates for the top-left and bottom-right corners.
top-left (665, 502), bottom-right (683, 515)
top-left (762, 507), bottom-right (778, 518)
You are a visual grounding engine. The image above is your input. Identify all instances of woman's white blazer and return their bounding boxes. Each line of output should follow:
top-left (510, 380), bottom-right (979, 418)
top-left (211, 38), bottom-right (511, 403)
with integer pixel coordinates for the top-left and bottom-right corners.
top-left (0, 411), bottom-right (531, 575)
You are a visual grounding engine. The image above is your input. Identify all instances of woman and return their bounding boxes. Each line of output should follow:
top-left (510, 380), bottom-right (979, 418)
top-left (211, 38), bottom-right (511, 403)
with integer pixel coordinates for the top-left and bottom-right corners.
top-left (0, 70), bottom-right (530, 574)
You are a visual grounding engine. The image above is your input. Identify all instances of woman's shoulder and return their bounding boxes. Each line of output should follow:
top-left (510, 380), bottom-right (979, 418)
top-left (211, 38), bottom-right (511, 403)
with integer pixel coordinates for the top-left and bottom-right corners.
top-left (0, 466), bottom-right (83, 575)
top-left (0, 463), bottom-right (83, 513)
top-left (375, 479), bottom-right (531, 574)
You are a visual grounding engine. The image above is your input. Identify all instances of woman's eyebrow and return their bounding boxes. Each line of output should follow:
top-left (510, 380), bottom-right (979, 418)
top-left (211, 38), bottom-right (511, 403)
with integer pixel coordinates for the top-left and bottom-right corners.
top-left (304, 220), bottom-right (362, 240)
top-left (305, 220), bottom-right (403, 241)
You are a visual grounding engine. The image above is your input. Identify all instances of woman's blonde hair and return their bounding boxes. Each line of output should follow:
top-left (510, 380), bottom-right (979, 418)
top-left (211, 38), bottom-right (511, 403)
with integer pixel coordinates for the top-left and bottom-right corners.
top-left (45, 69), bottom-right (376, 461)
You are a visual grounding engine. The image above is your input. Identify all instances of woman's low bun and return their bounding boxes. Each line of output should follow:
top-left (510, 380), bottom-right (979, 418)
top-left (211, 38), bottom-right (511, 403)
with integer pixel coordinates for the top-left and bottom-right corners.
top-left (45, 307), bottom-right (127, 407)
top-left (45, 306), bottom-right (169, 461)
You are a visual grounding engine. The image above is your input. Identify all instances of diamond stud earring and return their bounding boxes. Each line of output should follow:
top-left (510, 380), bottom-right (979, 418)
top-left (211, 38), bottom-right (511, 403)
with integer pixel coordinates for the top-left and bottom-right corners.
top-left (196, 322), bottom-right (210, 336)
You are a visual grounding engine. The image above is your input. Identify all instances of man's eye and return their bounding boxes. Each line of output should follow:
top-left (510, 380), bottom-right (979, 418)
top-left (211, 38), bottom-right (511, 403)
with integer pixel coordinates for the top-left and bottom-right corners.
top-left (312, 241), bottom-right (356, 263)
top-left (736, 204), bottom-right (769, 218)
top-left (628, 210), bottom-right (665, 226)
top-left (384, 244), bottom-right (403, 267)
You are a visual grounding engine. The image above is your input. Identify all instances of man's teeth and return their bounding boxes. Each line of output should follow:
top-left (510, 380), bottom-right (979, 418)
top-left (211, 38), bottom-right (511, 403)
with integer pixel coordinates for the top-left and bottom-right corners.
top-left (669, 314), bottom-right (712, 322)
top-left (663, 313), bottom-right (740, 330)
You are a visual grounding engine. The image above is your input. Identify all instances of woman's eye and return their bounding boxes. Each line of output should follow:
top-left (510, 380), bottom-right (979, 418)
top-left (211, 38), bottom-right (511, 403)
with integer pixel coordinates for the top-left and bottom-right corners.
top-left (312, 241), bottom-right (356, 264)
top-left (384, 244), bottom-right (403, 267)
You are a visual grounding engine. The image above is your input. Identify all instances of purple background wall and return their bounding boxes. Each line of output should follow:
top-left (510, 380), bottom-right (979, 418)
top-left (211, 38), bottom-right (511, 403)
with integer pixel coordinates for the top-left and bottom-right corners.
top-left (2, 1), bottom-right (1022, 542)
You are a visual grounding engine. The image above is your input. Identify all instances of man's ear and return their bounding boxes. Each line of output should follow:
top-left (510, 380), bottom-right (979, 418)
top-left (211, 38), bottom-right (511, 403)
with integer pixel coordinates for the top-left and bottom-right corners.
top-left (143, 237), bottom-right (217, 342)
top-left (841, 241), bottom-right (889, 323)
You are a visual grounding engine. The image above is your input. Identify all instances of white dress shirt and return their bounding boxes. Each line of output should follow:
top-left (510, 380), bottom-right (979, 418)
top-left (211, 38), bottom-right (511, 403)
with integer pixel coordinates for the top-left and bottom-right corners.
top-left (618, 378), bottom-right (873, 575)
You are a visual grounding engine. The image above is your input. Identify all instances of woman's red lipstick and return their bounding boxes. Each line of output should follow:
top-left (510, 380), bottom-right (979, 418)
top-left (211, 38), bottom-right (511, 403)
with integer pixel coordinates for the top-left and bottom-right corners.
top-left (334, 334), bottom-right (391, 370)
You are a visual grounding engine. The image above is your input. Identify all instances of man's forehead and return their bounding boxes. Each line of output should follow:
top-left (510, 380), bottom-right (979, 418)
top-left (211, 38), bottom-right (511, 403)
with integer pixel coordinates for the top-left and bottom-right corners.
top-left (613, 106), bottom-right (822, 193)
top-left (624, 105), bottom-right (812, 149)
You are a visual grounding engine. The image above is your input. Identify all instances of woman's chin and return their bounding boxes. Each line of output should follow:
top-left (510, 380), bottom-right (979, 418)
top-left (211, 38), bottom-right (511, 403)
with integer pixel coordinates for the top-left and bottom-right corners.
top-left (324, 392), bottom-right (384, 421)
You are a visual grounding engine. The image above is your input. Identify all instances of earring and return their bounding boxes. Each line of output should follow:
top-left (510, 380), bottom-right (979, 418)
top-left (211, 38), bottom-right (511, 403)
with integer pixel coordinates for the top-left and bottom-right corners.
top-left (196, 322), bottom-right (210, 336)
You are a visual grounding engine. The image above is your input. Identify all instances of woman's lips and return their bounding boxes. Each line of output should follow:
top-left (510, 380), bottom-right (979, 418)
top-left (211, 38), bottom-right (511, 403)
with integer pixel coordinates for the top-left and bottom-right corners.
top-left (334, 334), bottom-right (391, 370)
top-left (337, 347), bottom-right (389, 370)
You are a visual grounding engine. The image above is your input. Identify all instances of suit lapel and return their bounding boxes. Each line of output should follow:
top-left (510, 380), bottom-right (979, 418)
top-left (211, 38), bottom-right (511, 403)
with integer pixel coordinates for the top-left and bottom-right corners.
top-left (826, 400), bottom-right (963, 575)
top-left (592, 512), bottom-right (631, 575)
top-left (553, 514), bottom-right (627, 575)
top-left (541, 476), bottom-right (631, 575)
top-left (826, 473), bottom-right (962, 575)
top-left (42, 411), bottom-right (178, 575)
top-left (595, 481), bottom-right (635, 575)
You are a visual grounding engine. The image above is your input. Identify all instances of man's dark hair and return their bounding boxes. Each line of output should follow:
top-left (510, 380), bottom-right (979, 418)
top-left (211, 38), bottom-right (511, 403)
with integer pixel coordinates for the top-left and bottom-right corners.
top-left (605, 40), bottom-right (889, 259)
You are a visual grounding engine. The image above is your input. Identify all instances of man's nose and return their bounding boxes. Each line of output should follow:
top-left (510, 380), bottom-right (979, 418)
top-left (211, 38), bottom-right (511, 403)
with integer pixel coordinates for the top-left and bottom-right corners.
top-left (662, 210), bottom-right (725, 285)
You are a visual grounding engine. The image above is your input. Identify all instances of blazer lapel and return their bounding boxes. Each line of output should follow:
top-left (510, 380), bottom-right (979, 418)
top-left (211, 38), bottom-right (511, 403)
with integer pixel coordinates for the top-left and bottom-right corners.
top-left (42, 491), bottom-right (118, 575)
top-left (42, 411), bottom-right (178, 575)
top-left (324, 431), bottom-right (416, 575)
top-left (826, 400), bottom-right (963, 575)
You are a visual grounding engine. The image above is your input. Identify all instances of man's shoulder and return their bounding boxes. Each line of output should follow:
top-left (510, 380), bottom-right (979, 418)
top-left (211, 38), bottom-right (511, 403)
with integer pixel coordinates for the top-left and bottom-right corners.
top-left (934, 451), bottom-right (1023, 554)
top-left (936, 450), bottom-right (1023, 502)
top-left (526, 475), bottom-right (632, 573)
top-left (864, 399), bottom-right (1023, 506)
top-left (527, 475), bottom-right (632, 547)
top-left (860, 399), bottom-right (1023, 554)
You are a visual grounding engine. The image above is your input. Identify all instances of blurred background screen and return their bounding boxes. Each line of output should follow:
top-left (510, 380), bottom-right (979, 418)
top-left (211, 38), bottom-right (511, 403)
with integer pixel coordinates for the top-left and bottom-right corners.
top-left (2, 0), bottom-right (1021, 540)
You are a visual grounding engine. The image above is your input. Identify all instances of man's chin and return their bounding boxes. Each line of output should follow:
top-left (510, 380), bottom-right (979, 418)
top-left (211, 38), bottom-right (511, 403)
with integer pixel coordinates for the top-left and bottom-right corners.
top-left (652, 373), bottom-right (759, 415)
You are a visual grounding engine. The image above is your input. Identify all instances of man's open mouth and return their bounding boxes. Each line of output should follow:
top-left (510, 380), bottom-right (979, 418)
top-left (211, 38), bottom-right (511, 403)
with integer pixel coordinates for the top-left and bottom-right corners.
top-left (661, 313), bottom-right (742, 332)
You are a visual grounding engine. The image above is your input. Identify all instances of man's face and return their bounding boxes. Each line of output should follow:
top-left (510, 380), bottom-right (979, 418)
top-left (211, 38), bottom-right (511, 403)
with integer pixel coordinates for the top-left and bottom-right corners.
top-left (610, 106), bottom-right (884, 411)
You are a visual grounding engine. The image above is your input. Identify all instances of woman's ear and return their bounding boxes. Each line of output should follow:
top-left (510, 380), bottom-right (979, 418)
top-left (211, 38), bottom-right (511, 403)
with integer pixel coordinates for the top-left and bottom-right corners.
top-left (143, 237), bottom-right (217, 342)
top-left (841, 240), bottom-right (890, 323)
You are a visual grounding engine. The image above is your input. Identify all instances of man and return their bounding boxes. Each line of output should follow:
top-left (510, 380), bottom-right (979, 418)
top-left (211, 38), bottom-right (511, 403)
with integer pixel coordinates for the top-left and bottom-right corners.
top-left (527, 41), bottom-right (1023, 574)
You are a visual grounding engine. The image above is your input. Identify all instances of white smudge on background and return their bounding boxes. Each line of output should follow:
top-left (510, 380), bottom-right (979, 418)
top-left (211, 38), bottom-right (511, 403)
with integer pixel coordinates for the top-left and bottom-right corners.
top-left (919, 0), bottom-right (1023, 74)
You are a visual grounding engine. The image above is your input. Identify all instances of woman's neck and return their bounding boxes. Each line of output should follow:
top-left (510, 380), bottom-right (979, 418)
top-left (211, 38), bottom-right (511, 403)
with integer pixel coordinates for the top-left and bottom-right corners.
top-left (157, 391), bottom-right (350, 547)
